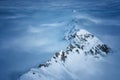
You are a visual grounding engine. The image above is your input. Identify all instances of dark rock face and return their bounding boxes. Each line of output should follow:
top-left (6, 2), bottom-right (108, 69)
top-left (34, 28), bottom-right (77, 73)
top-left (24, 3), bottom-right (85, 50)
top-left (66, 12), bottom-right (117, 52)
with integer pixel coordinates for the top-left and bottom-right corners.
top-left (69, 44), bottom-right (76, 49)
top-left (97, 44), bottom-right (110, 54)
top-left (38, 63), bottom-right (50, 68)
top-left (76, 49), bottom-right (79, 53)
top-left (84, 44), bottom-right (111, 56)
top-left (55, 52), bottom-right (60, 57)
top-left (75, 44), bottom-right (80, 49)
top-left (61, 51), bottom-right (67, 62)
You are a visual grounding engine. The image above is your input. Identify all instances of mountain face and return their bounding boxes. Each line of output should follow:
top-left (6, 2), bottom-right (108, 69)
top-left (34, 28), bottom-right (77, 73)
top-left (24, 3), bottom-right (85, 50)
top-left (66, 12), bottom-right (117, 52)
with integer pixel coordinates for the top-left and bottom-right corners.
top-left (19, 28), bottom-right (110, 80)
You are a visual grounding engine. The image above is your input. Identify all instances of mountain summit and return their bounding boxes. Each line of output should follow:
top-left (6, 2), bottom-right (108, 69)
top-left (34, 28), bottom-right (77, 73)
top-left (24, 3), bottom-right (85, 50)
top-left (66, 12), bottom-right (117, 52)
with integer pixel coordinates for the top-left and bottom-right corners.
top-left (19, 28), bottom-right (110, 80)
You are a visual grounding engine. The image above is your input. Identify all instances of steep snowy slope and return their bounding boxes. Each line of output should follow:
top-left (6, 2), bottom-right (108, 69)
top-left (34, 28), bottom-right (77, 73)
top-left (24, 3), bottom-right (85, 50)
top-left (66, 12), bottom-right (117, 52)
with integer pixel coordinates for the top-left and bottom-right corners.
top-left (19, 28), bottom-right (110, 80)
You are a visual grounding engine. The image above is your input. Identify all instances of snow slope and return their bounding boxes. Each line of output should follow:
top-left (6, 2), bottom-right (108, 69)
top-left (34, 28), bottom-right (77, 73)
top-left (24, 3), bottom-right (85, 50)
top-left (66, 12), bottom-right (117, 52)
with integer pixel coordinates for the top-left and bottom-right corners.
top-left (19, 28), bottom-right (110, 80)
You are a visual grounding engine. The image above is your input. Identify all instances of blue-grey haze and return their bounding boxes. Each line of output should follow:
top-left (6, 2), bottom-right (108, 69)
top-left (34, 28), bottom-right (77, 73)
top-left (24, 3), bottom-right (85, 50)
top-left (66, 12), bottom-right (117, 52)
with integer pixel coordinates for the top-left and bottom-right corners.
top-left (0, 0), bottom-right (120, 80)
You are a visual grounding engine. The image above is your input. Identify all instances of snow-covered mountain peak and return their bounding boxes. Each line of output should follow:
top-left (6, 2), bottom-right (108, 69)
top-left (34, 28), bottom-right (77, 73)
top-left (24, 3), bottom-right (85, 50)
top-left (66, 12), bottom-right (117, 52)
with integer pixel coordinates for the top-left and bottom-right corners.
top-left (19, 28), bottom-right (111, 80)
top-left (67, 28), bottom-right (93, 40)
top-left (76, 29), bottom-right (91, 36)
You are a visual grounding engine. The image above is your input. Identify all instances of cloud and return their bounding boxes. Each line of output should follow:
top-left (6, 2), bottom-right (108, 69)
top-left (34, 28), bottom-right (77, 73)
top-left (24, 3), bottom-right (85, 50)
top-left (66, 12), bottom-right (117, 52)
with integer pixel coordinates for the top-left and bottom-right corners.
top-left (0, 14), bottom-right (27, 19)
top-left (100, 19), bottom-right (120, 26)
top-left (0, 35), bottom-right (67, 54)
top-left (1, 12), bottom-right (119, 54)
top-left (40, 22), bottom-right (65, 27)
top-left (73, 13), bottom-right (101, 24)
top-left (0, 22), bottom-right (68, 54)
top-left (27, 22), bottom-right (66, 33)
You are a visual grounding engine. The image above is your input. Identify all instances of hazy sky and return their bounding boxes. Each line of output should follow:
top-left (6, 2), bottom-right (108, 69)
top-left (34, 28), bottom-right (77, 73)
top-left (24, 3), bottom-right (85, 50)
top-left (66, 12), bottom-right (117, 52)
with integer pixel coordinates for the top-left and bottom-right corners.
top-left (0, 0), bottom-right (120, 80)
